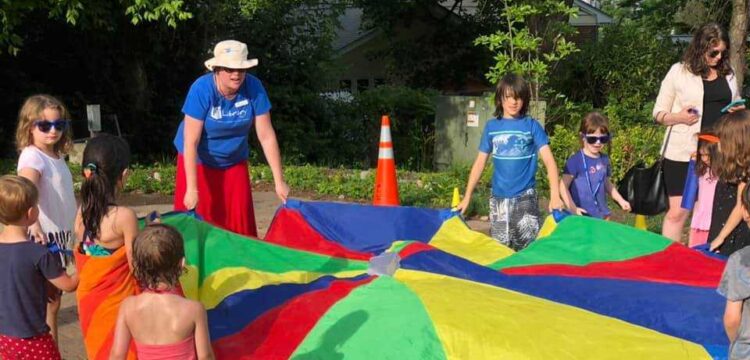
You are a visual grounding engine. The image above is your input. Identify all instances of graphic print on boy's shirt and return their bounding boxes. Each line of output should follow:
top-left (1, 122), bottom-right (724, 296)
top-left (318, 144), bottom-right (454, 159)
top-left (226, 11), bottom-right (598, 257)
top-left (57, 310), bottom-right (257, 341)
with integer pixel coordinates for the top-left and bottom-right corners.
top-left (479, 117), bottom-right (549, 198)
top-left (490, 131), bottom-right (535, 160)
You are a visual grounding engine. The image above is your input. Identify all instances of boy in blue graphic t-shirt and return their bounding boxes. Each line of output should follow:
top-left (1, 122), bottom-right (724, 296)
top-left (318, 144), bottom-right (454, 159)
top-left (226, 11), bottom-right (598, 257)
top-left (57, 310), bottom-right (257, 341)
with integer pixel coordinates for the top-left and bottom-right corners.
top-left (456, 74), bottom-right (564, 251)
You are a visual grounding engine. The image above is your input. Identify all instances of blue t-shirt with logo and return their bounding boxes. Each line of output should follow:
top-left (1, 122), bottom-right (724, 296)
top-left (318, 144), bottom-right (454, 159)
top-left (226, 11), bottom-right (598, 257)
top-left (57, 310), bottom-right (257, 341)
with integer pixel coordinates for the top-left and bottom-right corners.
top-left (478, 116), bottom-right (549, 198)
top-left (564, 150), bottom-right (611, 218)
top-left (173, 73), bottom-right (272, 168)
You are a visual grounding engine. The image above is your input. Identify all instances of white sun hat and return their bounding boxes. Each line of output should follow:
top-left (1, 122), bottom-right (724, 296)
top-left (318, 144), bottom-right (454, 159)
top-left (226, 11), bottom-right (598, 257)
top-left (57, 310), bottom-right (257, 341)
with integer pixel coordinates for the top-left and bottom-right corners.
top-left (204, 40), bottom-right (259, 71)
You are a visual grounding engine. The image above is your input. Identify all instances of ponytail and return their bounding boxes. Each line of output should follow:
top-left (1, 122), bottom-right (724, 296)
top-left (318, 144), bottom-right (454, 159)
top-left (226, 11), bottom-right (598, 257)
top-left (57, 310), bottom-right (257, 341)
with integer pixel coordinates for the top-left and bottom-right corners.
top-left (80, 162), bottom-right (116, 240)
top-left (79, 134), bottom-right (131, 239)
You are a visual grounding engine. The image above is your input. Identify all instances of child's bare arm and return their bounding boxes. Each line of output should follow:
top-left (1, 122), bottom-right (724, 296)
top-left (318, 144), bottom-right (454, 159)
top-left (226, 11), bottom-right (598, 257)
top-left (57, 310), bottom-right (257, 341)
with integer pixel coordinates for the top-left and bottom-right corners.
top-left (455, 152), bottom-right (489, 215)
top-left (18, 167), bottom-right (45, 243)
top-left (605, 178), bottom-right (631, 212)
top-left (118, 207), bottom-right (139, 269)
top-left (48, 272), bottom-right (78, 293)
top-left (724, 299), bottom-right (743, 342)
top-left (711, 182), bottom-right (746, 251)
top-left (194, 302), bottom-right (216, 360)
top-left (559, 175), bottom-right (582, 214)
top-left (109, 298), bottom-right (133, 360)
top-left (539, 145), bottom-right (563, 211)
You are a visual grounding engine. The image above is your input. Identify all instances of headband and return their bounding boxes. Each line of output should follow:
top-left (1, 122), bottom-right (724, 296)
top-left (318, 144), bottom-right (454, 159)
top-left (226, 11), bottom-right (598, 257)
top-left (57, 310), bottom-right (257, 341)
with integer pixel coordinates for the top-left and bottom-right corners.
top-left (697, 134), bottom-right (720, 143)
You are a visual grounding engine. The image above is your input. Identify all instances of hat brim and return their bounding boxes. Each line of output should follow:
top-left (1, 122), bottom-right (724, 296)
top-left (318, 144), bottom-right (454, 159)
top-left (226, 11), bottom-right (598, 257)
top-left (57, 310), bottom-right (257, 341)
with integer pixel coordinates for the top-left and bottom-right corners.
top-left (205, 58), bottom-right (259, 71)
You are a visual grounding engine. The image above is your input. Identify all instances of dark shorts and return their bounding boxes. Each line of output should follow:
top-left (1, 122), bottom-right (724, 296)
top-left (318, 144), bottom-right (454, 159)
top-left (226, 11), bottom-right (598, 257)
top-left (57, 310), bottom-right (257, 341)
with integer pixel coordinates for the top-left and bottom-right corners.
top-left (663, 158), bottom-right (689, 197)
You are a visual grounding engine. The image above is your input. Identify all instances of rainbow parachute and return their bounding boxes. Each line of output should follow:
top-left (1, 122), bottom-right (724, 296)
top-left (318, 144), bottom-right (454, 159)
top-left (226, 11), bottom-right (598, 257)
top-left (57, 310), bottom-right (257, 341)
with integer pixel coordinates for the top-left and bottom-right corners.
top-left (163, 200), bottom-right (727, 359)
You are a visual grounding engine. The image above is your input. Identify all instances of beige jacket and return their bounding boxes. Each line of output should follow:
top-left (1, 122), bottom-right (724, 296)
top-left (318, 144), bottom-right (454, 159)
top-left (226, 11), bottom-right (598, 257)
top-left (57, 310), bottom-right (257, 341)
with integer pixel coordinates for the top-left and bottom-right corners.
top-left (652, 62), bottom-right (739, 162)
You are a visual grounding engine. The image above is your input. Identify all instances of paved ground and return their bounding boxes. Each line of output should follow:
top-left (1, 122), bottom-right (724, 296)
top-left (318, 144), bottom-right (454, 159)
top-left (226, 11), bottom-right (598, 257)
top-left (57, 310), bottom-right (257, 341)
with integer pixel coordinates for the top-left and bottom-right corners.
top-left (57, 192), bottom-right (490, 359)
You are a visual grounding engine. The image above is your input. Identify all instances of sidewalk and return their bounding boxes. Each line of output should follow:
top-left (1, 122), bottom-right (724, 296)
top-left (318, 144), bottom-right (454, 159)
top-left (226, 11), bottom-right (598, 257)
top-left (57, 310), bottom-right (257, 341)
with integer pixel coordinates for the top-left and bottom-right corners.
top-left (58, 192), bottom-right (490, 359)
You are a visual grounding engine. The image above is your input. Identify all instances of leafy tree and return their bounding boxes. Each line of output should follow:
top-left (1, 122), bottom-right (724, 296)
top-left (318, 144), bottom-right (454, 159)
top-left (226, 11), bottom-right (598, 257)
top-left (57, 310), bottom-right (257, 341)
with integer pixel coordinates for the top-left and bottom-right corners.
top-left (354, 0), bottom-right (491, 90)
top-left (551, 19), bottom-right (679, 116)
top-left (599, 0), bottom-right (689, 33)
top-left (473, 0), bottom-right (579, 103)
top-left (0, 0), bottom-right (348, 159)
top-left (0, 0), bottom-right (192, 54)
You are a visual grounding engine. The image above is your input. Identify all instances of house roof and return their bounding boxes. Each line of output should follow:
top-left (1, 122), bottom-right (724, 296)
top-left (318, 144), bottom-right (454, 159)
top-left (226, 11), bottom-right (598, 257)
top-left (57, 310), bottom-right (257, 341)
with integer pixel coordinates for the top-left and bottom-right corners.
top-left (334, 0), bottom-right (613, 54)
top-left (571, 0), bottom-right (613, 25)
top-left (332, 8), bottom-right (379, 53)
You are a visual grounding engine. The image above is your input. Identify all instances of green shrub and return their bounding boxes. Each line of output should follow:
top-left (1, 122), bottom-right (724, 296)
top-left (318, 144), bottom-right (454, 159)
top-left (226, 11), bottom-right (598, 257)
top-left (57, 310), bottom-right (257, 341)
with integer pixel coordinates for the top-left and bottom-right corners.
top-left (265, 85), bottom-right (437, 172)
top-left (354, 85), bottom-right (438, 171)
top-left (123, 163), bottom-right (177, 194)
top-left (548, 20), bottom-right (680, 127)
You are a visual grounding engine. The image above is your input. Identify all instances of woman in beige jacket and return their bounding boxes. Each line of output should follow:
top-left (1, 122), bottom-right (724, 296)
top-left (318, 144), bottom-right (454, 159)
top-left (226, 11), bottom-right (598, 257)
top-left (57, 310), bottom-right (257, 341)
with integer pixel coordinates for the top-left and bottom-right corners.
top-left (653, 23), bottom-right (743, 243)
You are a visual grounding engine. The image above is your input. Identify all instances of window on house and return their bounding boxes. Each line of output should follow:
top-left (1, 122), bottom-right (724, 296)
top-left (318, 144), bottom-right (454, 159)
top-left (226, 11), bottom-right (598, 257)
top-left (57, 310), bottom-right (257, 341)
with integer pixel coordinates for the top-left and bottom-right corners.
top-left (339, 79), bottom-right (352, 91)
top-left (357, 79), bottom-right (370, 93)
top-left (374, 78), bottom-right (386, 87)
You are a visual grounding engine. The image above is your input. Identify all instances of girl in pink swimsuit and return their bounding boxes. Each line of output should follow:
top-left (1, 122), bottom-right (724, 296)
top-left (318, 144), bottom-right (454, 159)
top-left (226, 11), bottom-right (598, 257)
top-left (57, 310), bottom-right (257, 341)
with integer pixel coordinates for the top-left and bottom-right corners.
top-left (110, 224), bottom-right (214, 360)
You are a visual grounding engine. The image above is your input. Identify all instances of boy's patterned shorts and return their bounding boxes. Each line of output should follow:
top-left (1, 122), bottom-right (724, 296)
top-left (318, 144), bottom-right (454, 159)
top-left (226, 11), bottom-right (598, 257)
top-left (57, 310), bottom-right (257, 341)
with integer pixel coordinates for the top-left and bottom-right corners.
top-left (489, 189), bottom-right (541, 251)
top-left (0, 333), bottom-right (61, 360)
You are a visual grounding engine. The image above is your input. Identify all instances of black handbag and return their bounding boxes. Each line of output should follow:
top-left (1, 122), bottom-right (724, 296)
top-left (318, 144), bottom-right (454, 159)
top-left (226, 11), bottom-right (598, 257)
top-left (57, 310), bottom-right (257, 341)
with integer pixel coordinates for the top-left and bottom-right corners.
top-left (617, 127), bottom-right (672, 216)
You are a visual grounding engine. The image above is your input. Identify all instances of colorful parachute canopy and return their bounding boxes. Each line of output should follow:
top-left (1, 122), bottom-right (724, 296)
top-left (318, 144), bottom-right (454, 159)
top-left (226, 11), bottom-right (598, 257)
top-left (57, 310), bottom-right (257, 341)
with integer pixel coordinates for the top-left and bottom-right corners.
top-left (164, 200), bottom-right (727, 359)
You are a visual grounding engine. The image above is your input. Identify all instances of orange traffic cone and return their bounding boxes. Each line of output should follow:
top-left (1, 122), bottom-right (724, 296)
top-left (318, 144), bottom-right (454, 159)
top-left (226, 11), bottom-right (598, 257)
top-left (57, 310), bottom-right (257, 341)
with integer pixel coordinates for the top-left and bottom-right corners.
top-left (373, 115), bottom-right (400, 206)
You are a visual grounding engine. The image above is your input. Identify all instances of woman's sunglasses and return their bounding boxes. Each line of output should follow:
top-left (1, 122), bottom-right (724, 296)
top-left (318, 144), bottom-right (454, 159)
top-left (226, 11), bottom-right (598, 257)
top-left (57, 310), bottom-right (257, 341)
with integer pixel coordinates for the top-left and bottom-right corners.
top-left (217, 67), bottom-right (247, 74)
top-left (584, 135), bottom-right (610, 144)
top-left (34, 120), bottom-right (68, 133)
top-left (708, 49), bottom-right (725, 59)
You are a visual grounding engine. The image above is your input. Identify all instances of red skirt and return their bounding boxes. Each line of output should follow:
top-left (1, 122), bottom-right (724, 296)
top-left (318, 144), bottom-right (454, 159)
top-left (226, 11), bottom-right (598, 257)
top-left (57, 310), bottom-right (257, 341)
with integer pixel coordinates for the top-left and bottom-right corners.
top-left (174, 155), bottom-right (257, 237)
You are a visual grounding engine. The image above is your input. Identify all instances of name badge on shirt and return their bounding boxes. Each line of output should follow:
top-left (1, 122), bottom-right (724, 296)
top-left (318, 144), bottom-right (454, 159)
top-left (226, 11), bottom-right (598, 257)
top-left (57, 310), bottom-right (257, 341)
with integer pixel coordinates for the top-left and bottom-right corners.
top-left (235, 99), bottom-right (249, 108)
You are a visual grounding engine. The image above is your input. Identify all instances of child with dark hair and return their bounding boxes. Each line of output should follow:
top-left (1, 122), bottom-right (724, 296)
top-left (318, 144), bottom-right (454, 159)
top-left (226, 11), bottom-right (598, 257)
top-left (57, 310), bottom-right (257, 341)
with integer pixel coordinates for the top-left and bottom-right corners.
top-left (456, 73), bottom-right (563, 250)
top-left (0, 175), bottom-right (78, 359)
top-left (688, 133), bottom-right (720, 247)
top-left (560, 112), bottom-right (630, 219)
top-left (74, 133), bottom-right (138, 264)
top-left (110, 224), bottom-right (214, 360)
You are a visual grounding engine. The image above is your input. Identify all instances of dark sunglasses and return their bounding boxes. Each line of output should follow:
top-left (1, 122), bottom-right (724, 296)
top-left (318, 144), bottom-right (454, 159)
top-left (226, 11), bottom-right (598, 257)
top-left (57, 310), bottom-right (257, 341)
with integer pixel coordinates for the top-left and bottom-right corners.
top-left (34, 120), bottom-right (68, 133)
top-left (584, 135), bottom-right (610, 144)
top-left (708, 49), bottom-right (725, 59)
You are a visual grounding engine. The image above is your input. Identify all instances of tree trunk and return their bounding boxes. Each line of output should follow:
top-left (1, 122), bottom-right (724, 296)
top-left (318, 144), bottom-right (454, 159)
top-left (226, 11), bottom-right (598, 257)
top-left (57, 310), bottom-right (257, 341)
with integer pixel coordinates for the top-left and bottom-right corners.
top-left (730, 0), bottom-right (749, 92)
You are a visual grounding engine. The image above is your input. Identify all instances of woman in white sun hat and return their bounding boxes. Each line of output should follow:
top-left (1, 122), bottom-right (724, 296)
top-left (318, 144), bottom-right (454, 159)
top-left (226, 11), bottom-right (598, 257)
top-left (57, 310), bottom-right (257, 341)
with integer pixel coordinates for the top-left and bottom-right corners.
top-left (173, 39), bottom-right (289, 237)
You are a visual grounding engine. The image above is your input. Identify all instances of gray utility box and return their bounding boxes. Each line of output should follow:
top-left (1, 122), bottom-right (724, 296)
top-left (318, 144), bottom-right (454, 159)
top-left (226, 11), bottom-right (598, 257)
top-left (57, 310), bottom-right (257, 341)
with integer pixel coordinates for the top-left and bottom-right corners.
top-left (434, 94), bottom-right (546, 170)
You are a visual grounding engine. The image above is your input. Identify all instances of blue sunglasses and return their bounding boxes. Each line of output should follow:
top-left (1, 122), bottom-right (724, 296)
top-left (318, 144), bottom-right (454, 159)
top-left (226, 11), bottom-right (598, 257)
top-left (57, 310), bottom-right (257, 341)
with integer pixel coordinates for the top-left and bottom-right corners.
top-left (583, 134), bottom-right (610, 144)
top-left (34, 120), bottom-right (68, 133)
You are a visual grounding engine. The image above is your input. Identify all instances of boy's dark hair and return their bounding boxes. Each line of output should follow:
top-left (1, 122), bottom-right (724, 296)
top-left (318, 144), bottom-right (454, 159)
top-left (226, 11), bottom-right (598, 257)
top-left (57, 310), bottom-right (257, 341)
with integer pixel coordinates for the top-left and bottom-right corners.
top-left (132, 224), bottom-right (185, 290)
top-left (80, 133), bottom-right (131, 240)
top-left (743, 182), bottom-right (750, 215)
top-left (0, 175), bottom-right (38, 224)
top-left (494, 73), bottom-right (531, 118)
